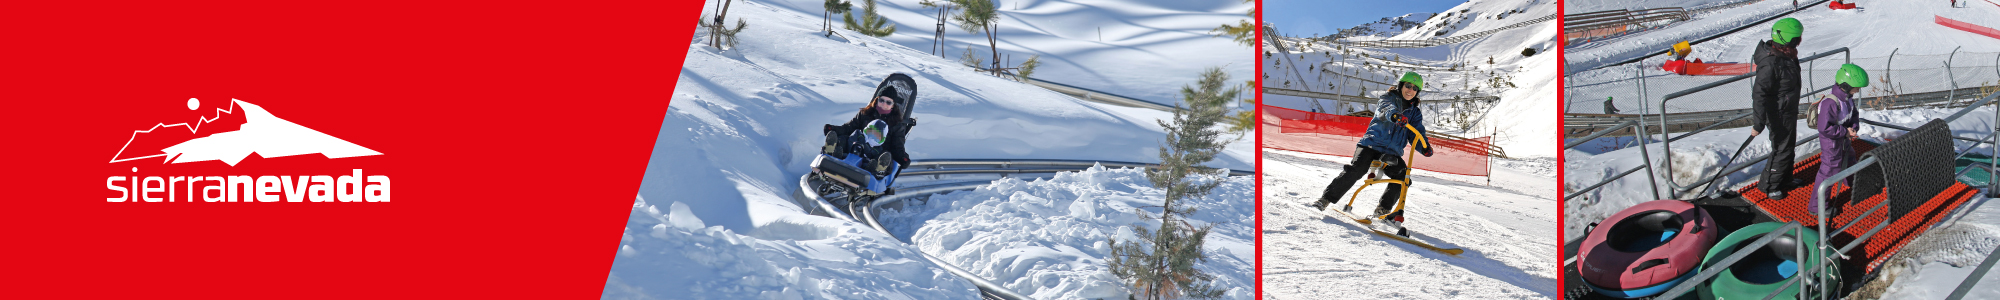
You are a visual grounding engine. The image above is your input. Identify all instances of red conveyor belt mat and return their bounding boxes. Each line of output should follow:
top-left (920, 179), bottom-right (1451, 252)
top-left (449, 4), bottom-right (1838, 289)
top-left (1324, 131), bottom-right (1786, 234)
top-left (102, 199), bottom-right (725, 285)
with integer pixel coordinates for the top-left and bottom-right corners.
top-left (1736, 142), bottom-right (1979, 272)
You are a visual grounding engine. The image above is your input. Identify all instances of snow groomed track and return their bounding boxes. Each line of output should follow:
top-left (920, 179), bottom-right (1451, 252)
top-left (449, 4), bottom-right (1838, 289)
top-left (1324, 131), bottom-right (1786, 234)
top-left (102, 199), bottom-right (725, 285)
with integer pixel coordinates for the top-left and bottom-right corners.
top-left (799, 159), bottom-right (1253, 300)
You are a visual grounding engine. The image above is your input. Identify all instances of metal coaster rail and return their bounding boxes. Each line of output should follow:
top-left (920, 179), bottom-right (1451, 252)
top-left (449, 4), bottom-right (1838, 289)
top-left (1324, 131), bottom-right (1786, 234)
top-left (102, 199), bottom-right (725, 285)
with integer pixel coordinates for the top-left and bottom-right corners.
top-left (798, 159), bottom-right (1251, 300)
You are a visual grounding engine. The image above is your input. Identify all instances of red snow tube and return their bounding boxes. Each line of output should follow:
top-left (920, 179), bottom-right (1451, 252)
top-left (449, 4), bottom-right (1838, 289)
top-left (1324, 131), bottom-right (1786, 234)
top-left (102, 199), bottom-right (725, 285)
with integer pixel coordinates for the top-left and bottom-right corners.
top-left (1662, 60), bottom-right (1690, 74)
top-left (1828, 1), bottom-right (1857, 10)
top-left (1576, 200), bottom-right (1722, 298)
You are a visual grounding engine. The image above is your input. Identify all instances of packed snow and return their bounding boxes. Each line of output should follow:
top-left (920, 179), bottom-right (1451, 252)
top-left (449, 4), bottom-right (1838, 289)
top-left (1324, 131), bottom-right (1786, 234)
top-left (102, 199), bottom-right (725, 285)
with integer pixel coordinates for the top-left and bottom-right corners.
top-left (877, 165), bottom-right (1255, 300)
top-left (755, 0), bottom-right (1253, 105)
top-left (1261, 149), bottom-right (1558, 299)
top-left (1263, 0), bottom-right (1561, 158)
top-left (605, 0), bottom-right (1252, 299)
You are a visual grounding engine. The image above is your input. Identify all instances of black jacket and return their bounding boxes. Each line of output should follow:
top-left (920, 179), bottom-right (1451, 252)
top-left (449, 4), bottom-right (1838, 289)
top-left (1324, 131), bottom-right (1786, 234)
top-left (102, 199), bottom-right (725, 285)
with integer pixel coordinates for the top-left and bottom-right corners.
top-left (1751, 40), bottom-right (1803, 132)
top-left (828, 108), bottom-right (910, 167)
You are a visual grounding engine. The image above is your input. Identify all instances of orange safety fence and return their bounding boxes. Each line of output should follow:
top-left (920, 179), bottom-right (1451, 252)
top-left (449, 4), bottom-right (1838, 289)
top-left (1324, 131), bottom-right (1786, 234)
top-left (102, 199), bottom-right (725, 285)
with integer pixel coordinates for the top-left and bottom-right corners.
top-left (1263, 105), bottom-right (1491, 177)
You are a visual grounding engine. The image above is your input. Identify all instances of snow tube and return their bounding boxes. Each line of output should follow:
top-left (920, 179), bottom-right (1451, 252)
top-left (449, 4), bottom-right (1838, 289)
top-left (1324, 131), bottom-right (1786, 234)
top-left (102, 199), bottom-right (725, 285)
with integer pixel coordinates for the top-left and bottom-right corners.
top-left (1577, 200), bottom-right (1721, 298)
top-left (1697, 222), bottom-right (1837, 300)
top-left (1828, 1), bottom-right (1856, 10)
top-left (1662, 60), bottom-right (1690, 74)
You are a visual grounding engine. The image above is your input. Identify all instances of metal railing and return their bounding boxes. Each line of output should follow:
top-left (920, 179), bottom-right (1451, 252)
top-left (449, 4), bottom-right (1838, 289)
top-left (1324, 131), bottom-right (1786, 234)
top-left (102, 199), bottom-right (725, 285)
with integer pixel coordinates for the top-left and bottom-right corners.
top-left (1650, 89), bottom-right (2000, 300)
top-left (1564, 8), bottom-right (1690, 42)
top-left (1563, 48), bottom-right (1850, 201)
top-left (1654, 48), bottom-right (1849, 199)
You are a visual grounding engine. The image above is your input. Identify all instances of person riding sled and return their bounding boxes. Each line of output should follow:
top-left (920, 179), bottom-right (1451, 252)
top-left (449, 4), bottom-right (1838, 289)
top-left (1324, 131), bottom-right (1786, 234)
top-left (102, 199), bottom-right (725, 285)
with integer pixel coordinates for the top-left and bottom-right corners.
top-left (1812, 64), bottom-right (1868, 217)
top-left (1752, 18), bottom-right (1807, 200)
top-left (824, 80), bottom-right (914, 175)
top-left (1310, 72), bottom-right (1436, 236)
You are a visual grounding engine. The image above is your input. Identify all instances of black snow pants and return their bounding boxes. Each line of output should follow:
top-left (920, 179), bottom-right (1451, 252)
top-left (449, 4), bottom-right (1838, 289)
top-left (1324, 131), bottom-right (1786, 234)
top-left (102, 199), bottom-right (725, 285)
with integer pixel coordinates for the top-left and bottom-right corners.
top-left (1761, 106), bottom-right (1799, 192)
top-left (1318, 146), bottom-right (1407, 220)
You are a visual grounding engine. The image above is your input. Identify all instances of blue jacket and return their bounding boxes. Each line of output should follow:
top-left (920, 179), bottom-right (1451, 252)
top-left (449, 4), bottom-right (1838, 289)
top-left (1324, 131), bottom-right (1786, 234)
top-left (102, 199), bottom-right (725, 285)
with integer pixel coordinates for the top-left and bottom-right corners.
top-left (1358, 90), bottom-right (1431, 157)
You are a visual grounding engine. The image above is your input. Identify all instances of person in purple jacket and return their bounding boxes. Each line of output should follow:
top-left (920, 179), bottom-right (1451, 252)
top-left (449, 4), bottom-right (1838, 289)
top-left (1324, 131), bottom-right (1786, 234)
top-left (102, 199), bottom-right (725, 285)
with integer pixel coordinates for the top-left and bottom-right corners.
top-left (1812, 64), bottom-right (1869, 216)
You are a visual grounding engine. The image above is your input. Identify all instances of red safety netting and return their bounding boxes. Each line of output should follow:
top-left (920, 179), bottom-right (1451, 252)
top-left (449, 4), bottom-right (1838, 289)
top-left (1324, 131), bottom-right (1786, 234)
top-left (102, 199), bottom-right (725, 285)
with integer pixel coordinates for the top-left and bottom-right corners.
top-left (1262, 105), bottom-right (1492, 177)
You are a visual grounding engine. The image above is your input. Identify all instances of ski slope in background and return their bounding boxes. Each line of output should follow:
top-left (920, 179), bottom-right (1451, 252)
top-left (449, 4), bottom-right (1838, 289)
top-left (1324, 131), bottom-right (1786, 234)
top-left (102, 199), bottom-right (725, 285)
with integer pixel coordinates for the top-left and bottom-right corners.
top-left (1261, 149), bottom-right (1557, 299)
top-left (1566, 0), bottom-right (2000, 296)
top-left (1263, 0), bottom-right (1560, 158)
top-left (758, 0), bottom-right (1253, 105)
top-left (1566, 0), bottom-right (2000, 113)
top-left (604, 1), bottom-right (1253, 299)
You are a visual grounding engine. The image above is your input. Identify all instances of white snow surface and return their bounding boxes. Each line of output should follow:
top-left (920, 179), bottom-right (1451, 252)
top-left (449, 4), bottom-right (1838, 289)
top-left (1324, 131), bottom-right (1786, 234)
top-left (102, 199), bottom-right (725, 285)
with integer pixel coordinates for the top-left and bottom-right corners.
top-left (1262, 0), bottom-right (1561, 158)
top-left (606, 1), bottom-right (1252, 299)
top-left (1261, 149), bottom-right (1557, 299)
top-left (877, 165), bottom-right (1255, 300)
top-left (1874, 199), bottom-right (2000, 300)
top-left (756, 0), bottom-right (1253, 105)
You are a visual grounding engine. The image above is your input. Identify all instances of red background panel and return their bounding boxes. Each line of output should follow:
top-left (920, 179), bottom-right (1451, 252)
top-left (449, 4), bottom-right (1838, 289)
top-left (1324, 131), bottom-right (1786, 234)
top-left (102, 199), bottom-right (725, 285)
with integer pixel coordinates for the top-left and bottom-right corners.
top-left (0, 1), bottom-right (697, 298)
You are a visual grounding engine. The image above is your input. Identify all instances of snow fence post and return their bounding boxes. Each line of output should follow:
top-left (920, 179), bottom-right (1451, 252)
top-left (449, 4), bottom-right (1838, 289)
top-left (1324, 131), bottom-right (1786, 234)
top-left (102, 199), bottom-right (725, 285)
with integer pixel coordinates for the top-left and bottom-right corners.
top-left (1949, 47), bottom-right (1962, 105)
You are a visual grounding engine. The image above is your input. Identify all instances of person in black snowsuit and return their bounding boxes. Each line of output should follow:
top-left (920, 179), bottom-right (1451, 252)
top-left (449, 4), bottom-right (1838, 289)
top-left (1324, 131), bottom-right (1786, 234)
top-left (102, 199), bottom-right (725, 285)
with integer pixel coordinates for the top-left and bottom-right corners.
top-left (1751, 19), bottom-right (1806, 199)
top-left (824, 85), bottom-right (913, 172)
top-left (1311, 73), bottom-right (1435, 236)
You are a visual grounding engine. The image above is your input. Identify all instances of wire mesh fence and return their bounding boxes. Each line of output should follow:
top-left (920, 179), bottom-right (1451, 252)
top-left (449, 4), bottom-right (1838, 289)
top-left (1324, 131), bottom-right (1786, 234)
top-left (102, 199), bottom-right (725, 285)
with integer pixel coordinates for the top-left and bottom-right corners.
top-left (1567, 50), bottom-right (2000, 115)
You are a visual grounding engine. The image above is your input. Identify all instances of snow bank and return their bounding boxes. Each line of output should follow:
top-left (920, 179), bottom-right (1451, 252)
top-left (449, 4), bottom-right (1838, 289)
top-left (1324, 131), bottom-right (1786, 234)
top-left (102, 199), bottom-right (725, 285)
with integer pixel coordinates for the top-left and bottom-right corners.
top-left (756, 0), bottom-right (1253, 104)
top-left (878, 165), bottom-right (1256, 300)
top-left (606, 196), bottom-right (978, 300)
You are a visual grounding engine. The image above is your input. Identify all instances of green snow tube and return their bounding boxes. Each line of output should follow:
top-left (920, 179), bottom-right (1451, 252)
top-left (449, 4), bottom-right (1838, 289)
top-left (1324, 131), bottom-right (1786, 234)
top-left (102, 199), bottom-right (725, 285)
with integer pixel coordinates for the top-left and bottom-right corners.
top-left (1697, 222), bottom-right (1839, 300)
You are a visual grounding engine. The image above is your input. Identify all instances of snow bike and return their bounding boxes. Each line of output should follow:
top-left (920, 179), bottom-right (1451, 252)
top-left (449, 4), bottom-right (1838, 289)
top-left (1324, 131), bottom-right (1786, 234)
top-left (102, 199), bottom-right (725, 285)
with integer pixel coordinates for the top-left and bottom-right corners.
top-left (1343, 123), bottom-right (1430, 224)
top-left (1318, 123), bottom-right (1465, 255)
top-left (807, 73), bottom-right (918, 211)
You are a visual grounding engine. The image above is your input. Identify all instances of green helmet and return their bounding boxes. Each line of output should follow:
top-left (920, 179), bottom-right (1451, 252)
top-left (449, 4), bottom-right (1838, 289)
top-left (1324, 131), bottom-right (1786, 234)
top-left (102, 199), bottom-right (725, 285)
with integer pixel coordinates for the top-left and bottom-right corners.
top-left (1836, 64), bottom-right (1869, 88)
top-left (1398, 72), bottom-right (1424, 91)
top-left (1773, 18), bottom-right (1802, 45)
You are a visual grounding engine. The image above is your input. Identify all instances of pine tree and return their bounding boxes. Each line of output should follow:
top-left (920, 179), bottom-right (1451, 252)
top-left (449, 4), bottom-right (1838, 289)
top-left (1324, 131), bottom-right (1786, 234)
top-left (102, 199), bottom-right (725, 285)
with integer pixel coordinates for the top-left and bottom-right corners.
top-left (843, 0), bottom-right (896, 37)
top-left (1016, 54), bottom-right (1041, 82)
top-left (1225, 79), bottom-right (1256, 133)
top-left (947, 0), bottom-right (1001, 75)
top-left (960, 45), bottom-right (984, 69)
top-left (822, 0), bottom-right (852, 37)
top-left (1107, 67), bottom-right (1235, 300)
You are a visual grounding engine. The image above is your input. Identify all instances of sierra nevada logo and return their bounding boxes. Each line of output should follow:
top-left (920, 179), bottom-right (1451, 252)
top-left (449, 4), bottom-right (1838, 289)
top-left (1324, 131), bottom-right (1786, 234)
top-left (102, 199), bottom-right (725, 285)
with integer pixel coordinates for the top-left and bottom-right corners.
top-left (106, 98), bottom-right (389, 203)
top-left (111, 98), bottom-right (381, 165)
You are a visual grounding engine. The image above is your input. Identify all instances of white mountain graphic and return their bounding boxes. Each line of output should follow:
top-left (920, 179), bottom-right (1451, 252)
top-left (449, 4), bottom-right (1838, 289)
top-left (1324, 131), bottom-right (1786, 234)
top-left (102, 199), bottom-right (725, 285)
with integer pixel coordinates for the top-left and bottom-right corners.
top-left (125, 99), bottom-right (381, 166)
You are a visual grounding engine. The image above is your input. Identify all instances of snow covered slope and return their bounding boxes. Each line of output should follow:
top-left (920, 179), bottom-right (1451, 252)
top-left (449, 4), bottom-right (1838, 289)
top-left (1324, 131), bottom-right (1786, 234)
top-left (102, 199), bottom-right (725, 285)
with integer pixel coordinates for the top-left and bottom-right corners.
top-left (754, 0), bottom-right (1253, 105)
top-left (1262, 0), bottom-right (1560, 158)
top-left (1331, 13), bottom-right (1435, 41)
top-left (1261, 149), bottom-right (1557, 299)
top-left (878, 166), bottom-right (1256, 299)
top-left (605, 1), bottom-right (1252, 298)
top-left (1566, 0), bottom-right (2000, 113)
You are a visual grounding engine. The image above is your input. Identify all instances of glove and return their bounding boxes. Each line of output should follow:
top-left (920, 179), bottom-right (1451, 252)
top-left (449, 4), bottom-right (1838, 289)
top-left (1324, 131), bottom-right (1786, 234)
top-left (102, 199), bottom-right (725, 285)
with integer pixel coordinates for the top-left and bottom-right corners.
top-left (1391, 114), bottom-right (1409, 125)
top-left (823, 124), bottom-right (836, 135)
top-left (1415, 141), bottom-right (1435, 157)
